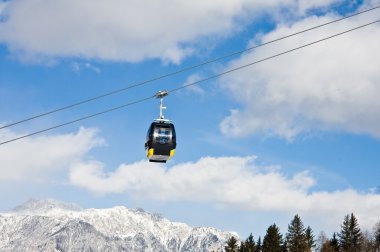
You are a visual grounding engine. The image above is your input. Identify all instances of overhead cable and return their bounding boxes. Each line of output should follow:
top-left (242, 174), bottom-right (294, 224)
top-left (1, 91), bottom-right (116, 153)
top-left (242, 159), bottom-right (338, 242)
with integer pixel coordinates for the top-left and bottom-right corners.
top-left (1, 4), bottom-right (380, 130)
top-left (1, 18), bottom-right (379, 146)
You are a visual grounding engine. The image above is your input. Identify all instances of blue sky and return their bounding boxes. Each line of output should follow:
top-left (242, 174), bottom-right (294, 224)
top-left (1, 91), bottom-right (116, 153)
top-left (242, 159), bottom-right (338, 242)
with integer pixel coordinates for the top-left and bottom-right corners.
top-left (1, 0), bottom-right (380, 239)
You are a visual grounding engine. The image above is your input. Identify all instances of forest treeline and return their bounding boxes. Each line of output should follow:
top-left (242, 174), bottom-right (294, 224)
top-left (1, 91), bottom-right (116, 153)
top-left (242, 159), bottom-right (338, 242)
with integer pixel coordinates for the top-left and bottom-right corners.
top-left (224, 213), bottom-right (380, 252)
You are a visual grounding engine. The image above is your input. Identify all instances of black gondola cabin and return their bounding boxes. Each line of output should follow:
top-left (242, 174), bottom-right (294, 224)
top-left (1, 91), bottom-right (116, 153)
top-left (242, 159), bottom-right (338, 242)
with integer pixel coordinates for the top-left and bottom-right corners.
top-left (145, 120), bottom-right (176, 163)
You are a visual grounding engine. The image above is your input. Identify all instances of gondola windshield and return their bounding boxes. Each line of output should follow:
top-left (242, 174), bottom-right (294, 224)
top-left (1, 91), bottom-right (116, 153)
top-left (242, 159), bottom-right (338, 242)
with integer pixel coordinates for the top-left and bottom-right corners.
top-left (154, 126), bottom-right (172, 144)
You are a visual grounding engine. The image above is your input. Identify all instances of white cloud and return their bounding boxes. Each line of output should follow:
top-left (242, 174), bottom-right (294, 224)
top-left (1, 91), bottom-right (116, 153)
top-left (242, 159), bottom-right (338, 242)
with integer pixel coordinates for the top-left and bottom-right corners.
top-left (69, 155), bottom-right (380, 230)
top-left (0, 126), bottom-right (103, 181)
top-left (182, 74), bottom-right (206, 95)
top-left (71, 62), bottom-right (101, 75)
top-left (219, 13), bottom-right (380, 140)
top-left (0, 0), bottom-right (342, 63)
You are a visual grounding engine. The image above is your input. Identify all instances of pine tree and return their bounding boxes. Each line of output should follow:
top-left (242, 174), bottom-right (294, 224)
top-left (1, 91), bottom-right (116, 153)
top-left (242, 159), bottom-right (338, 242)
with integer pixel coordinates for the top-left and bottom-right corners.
top-left (281, 240), bottom-right (287, 252)
top-left (305, 226), bottom-right (315, 251)
top-left (262, 224), bottom-right (283, 252)
top-left (374, 221), bottom-right (380, 252)
top-left (240, 242), bottom-right (246, 252)
top-left (349, 214), bottom-right (362, 251)
top-left (286, 214), bottom-right (307, 252)
top-left (330, 232), bottom-right (339, 252)
top-left (255, 236), bottom-right (262, 252)
top-left (242, 233), bottom-right (256, 252)
top-left (225, 236), bottom-right (240, 252)
top-left (338, 213), bottom-right (362, 252)
top-left (339, 214), bottom-right (351, 251)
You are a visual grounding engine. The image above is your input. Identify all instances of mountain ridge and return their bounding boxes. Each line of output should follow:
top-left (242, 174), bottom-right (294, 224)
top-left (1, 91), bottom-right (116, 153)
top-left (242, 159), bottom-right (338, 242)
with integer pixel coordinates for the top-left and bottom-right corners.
top-left (0, 199), bottom-right (235, 251)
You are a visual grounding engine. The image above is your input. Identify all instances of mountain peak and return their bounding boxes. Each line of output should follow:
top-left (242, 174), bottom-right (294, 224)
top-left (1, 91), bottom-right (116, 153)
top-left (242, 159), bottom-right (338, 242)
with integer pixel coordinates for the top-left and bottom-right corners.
top-left (12, 198), bottom-right (82, 214)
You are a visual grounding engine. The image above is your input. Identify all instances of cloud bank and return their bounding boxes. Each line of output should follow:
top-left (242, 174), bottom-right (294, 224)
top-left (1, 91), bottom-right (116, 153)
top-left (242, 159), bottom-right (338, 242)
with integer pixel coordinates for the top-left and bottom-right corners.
top-left (69, 156), bottom-right (380, 230)
top-left (0, 125), bottom-right (377, 231)
top-left (0, 0), bottom-right (342, 63)
top-left (219, 13), bottom-right (380, 139)
top-left (0, 127), bottom-right (103, 181)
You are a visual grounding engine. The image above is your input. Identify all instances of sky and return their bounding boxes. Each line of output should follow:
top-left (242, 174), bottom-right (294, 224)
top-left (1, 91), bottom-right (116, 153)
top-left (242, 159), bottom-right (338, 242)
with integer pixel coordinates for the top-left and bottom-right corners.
top-left (1, 0), bottom-right (380, 240)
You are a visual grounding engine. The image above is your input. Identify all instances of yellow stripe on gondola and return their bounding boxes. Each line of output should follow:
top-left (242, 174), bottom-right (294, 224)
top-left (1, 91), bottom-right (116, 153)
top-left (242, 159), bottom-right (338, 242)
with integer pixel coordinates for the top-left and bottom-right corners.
top-left (147, 148), bottom-right (154, 158)
top-left (168, 149), bottom-right (175, 159)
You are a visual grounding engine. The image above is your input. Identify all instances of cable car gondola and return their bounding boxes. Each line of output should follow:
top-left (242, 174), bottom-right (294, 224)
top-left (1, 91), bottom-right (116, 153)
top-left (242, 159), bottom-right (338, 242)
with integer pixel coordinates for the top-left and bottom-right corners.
top-left (145, 91), bottom-right (176, 163)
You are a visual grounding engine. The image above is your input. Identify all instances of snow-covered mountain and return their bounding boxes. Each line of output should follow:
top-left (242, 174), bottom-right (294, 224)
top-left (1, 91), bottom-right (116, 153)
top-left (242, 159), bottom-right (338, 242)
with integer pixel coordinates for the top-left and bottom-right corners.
top-left (0, 199), bottom-right (235, 251)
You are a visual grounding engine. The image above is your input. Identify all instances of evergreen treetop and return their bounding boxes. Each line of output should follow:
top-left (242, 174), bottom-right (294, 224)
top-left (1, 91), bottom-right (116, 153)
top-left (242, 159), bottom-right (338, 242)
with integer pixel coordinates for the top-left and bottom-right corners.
top-left (239, 233), bottom-right (256, 252)
top-left (305, 226), bottom-right (315, 251)
top-left (330, 232), bottom-right (339, 252)
top-left (338, 213), bottom-right (362, 252)
top-left (225, 236), bottom-right (240, 252)
top-left (375, 222), bottom-right (380, 251)
top-left (262, 224), bottom-right (283, 252)
top-left (255, 236), bottom-right (262, 252)
top-left (286, 214), bottom-right (308, 252)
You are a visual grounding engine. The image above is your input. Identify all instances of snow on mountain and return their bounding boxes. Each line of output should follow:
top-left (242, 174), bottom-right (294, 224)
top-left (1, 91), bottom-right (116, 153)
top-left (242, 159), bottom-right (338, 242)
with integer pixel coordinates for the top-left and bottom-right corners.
top-left (11, 198), bottom-right (82, 214)
top-left (0, 199), bottom-right (235, 251)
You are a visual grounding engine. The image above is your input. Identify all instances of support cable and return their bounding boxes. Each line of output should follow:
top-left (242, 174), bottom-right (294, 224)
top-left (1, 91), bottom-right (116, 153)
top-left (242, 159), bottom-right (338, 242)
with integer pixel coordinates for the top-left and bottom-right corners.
top-left (1, 18), bottom-right (379, 146)
top-left (1, 5), bottom-right (379, 130)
